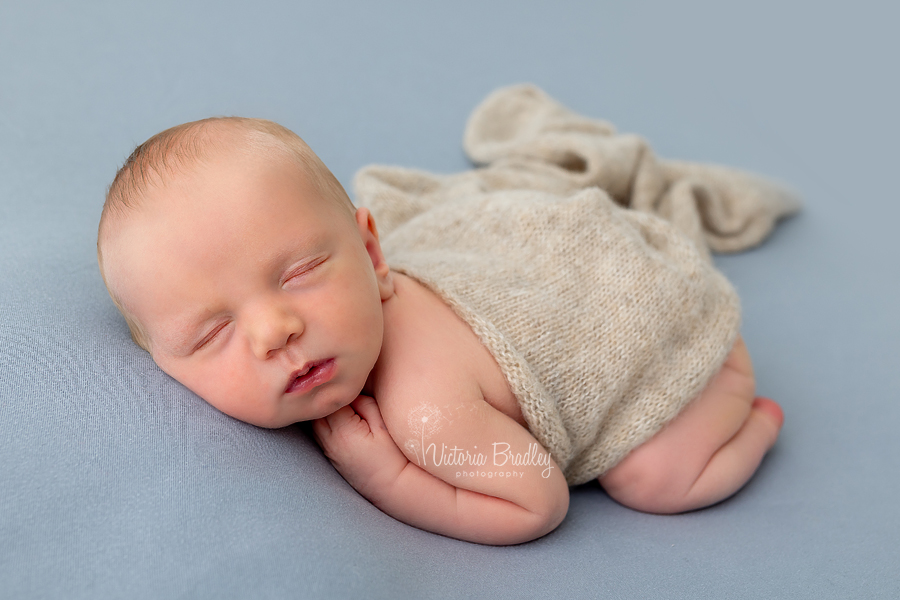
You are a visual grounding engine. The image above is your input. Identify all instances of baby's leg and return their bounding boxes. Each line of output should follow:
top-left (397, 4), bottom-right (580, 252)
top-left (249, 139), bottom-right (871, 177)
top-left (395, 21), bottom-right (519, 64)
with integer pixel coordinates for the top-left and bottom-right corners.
top-left (598, 336), bottom-right (783, 514)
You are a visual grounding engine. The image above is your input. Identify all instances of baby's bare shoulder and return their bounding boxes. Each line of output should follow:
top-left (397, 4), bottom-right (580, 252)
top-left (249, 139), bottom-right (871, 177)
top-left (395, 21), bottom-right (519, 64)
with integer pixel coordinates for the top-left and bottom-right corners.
top-left (372, 273), bottom-right (523, 439)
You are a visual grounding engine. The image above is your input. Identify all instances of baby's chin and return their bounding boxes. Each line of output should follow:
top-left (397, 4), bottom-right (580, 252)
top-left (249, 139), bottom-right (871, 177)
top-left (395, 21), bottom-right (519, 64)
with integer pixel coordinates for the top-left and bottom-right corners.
top-left (315, 393), bottom-right (361, 420)
top-left (290, 387), bottom-right (364, 424)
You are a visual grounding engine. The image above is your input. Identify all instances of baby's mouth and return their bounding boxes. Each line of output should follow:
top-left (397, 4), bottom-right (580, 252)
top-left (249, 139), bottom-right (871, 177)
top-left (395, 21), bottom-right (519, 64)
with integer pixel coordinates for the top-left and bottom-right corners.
top-left (285, 359), bottom-right (335, 394)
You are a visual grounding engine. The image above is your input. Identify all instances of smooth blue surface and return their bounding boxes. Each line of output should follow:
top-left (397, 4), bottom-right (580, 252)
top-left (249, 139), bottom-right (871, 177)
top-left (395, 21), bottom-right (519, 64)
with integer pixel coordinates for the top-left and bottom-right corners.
top-left (1, 1), bottom-right (898, 598)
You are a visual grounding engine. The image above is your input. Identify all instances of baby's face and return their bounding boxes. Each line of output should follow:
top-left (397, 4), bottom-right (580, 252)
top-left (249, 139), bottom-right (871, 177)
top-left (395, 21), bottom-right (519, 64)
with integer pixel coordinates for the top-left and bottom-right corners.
top-left (104, 149), bottom-right (391, 427)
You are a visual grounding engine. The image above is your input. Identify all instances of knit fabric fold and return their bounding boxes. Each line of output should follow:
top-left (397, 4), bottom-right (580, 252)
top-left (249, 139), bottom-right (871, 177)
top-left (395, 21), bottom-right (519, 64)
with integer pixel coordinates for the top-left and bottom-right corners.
top-left (360, 84), bottom-right (800, 259)
top-left (352, 85), bottom-right (796, 484)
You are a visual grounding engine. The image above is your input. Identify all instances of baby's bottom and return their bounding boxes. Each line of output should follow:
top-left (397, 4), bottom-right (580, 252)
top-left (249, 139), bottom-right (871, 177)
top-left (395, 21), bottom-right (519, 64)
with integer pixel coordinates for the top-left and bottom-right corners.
top-left (599, 336), bottom-right (783, 514)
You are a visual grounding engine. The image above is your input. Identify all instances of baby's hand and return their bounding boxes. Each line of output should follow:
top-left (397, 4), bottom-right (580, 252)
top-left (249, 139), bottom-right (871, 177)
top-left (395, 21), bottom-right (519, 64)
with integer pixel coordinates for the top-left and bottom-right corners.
top-left (311, 395), bottom-right (409, 501)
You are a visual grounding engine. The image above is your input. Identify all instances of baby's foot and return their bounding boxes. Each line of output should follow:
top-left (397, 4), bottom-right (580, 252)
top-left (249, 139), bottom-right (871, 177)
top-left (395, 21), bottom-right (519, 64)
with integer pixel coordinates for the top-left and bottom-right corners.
top-left (751, 396), bottom-right (784, 428)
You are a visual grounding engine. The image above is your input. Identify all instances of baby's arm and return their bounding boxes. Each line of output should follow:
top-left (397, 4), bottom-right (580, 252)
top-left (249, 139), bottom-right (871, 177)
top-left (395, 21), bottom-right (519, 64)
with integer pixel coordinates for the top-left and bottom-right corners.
top-left (312, 393), bottom-right (569, 545)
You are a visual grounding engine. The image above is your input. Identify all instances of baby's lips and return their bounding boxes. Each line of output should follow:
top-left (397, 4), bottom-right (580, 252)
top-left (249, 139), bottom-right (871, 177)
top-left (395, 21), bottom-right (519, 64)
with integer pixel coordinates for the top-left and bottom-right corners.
top-left (285, 363), bottom-right (314, 393)
top-left (285, 358), bottom-right (335, 394)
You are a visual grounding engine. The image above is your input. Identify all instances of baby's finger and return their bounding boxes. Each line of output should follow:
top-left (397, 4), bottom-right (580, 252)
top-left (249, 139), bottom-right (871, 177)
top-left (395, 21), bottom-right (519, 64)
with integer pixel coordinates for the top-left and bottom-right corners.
top-left (310, 417), bottom-right (332, 439)
top-left (323, 404), bottom-right (360, 430)
top-left (351, 395), bottom-right (388, 431)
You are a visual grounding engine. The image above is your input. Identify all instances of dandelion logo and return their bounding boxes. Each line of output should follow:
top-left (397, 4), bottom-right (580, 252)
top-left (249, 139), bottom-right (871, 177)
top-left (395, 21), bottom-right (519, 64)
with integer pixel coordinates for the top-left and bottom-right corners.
top-left (404, 439), bottom-right (421, 466)
top-left (407, 403), bottom-right (444, 466)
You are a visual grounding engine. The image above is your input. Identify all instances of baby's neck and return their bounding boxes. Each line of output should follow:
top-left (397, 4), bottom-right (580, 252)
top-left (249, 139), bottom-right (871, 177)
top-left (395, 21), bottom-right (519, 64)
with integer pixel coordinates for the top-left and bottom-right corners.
top-left (362, 269), bottom-right (408, 398)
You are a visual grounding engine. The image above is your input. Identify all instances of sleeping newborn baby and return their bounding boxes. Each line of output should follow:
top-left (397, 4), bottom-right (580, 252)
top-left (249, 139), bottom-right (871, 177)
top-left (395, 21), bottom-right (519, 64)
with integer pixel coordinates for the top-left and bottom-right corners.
top-left (97, 117), bottom-right (784, 545)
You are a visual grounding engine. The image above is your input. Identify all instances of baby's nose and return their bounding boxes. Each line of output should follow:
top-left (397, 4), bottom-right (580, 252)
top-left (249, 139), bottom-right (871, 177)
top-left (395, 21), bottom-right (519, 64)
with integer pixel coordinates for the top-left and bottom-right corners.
top-left (246, 302), bottom-right (304, 359)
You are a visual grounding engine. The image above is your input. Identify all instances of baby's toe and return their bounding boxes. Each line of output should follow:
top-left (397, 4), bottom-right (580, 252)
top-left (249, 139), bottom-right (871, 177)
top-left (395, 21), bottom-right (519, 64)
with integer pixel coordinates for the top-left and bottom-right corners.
top-left (752, 396), bottom-right (784, 428)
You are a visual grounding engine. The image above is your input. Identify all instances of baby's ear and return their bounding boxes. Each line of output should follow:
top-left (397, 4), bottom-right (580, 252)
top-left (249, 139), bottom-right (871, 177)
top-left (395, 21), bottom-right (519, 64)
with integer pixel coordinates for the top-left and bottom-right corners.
top-left (355, 208), bottom-right (394, 300)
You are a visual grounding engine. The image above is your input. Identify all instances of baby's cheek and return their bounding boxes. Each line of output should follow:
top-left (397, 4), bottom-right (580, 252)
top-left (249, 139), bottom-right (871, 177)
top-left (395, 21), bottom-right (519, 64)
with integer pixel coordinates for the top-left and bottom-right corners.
top-left (157, 356), bottom-right (217, 405)
top-left (219, 354), bottom-right (260, 397)
top-left (188, 356), bottom-right (245, 412)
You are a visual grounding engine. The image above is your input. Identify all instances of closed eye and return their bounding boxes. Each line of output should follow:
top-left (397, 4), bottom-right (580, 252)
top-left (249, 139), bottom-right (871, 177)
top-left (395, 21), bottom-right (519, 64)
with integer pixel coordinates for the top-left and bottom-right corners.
top-left (195, 321), bottom-right (230, 351)
top-left (282, 255), bottom-right (327, 286)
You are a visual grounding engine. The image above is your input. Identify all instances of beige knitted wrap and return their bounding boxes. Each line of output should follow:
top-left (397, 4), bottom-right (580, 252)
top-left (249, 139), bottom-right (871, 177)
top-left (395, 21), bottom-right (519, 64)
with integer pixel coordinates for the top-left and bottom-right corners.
top-left (354, 85), bottom-right (799, 485)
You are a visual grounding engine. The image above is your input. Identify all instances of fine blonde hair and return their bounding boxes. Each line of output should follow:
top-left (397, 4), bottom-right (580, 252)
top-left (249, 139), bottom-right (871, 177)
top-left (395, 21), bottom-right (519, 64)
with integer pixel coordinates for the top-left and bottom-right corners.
top-left (97, 117), bottom-right (354, 352)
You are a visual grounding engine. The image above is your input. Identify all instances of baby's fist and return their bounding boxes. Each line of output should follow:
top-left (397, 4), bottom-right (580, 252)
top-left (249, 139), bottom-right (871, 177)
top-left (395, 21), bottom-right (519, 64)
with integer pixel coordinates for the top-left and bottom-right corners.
top-left (311, 395), bottom-right (408, 499)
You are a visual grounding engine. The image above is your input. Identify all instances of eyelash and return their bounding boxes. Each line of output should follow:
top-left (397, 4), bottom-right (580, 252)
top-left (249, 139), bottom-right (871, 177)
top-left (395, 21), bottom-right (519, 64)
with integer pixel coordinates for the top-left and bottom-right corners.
top-left (196, 323), bottom-right (227, 350)
top-left (282, 256), bottom-right (326, 286)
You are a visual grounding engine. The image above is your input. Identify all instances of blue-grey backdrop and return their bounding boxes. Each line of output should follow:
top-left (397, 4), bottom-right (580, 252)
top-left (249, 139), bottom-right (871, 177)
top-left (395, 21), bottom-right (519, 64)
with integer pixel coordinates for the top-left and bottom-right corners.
top-left (1, 1), bottom-right (898, 598)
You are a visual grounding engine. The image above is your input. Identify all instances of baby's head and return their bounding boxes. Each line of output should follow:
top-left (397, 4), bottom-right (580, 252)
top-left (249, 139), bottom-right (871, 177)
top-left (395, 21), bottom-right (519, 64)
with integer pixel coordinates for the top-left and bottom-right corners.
top-left (98, 118), bottom-right (394, 427)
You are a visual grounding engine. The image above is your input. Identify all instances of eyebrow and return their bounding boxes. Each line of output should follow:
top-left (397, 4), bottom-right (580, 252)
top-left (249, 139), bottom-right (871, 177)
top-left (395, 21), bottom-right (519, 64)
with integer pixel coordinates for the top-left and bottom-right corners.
top-left (160, 314), bottom-right (219, 356)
